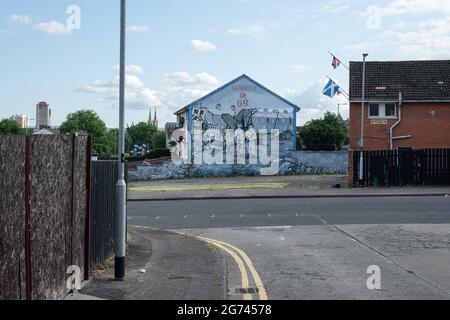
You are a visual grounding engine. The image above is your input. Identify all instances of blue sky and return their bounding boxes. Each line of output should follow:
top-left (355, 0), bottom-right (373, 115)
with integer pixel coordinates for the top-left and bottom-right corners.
top-left (1, 0), bottom-right (449, 128)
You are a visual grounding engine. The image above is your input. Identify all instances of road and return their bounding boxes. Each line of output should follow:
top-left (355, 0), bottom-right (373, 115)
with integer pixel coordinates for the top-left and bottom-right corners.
top-left (128, 196), bottom-right (450, 300)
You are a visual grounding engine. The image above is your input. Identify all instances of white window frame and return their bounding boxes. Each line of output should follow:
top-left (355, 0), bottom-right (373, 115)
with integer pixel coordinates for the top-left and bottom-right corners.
top-left (368, 102), bottom-right (398, 119)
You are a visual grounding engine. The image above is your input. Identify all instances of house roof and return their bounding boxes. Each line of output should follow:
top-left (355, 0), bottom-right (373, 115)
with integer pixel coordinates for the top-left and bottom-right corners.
top-left (174, 74), bottom-right (300, 115)
top-left (349, 60), bottom-right (450, 102)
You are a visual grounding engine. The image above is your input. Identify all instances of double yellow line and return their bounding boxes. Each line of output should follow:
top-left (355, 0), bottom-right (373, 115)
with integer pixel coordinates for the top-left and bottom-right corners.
top-left (198, 236), bottom-right (268, 301)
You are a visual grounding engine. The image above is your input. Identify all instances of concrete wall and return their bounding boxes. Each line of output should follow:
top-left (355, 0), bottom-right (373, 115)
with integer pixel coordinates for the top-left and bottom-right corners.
top-left (128, 151), bottom-right (349, 181)
top-left (293, 151), bottom-right (349, 175)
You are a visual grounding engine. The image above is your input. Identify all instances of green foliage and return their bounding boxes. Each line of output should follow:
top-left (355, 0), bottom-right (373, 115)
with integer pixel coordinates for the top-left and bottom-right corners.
top-left (59, 110), bottom-right (114, 156)
top-left (126, 122), bottom-right (158, 149)
top-left (152, 130), bottom-right (167, 150)
top-left (109, 128), bottom-right (132, 153)
top-left (126, 148), bottom-right (171, 163)
top-left (300, 112), bottom-right (349, 151)
top-left (150, 148), bottom-right (171, 159)
top-left (0, 119), bottom-right (26, 135)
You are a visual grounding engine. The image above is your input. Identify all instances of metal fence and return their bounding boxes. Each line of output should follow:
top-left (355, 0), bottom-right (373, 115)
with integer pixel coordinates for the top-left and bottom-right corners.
top-left (90, 160), bottom-right (127, 270)
top-left (353, 149), bottom-right (450, 187)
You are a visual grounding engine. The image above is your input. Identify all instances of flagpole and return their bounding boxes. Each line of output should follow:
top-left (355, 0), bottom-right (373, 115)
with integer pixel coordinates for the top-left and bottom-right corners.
top-left (328, 51), bottom-right (350, 71)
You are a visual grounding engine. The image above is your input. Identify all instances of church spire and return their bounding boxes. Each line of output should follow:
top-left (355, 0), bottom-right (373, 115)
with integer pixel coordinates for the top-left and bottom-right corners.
top-left (148, 107), bottom-right (158, 128)
top-left (153, 108), bottom-right (158, 128)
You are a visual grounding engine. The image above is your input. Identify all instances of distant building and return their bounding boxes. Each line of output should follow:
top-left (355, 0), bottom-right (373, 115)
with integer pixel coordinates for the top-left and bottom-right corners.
top-left (10, 114), bottom-right (29, 129)
top-left (33, 128), bottom-right (57, 135)
top-left (148, 107), bottom-right (159, 128)
top-left (36, 102), bottom-right (51, 130)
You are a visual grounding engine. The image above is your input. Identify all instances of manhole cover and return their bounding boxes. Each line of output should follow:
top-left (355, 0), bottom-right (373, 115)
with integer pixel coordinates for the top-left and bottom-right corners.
top-left (235, 288), bottom-right (259, 295)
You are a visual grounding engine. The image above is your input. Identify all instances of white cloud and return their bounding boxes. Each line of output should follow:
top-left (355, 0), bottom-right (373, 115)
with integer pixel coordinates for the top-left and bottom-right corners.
top-left (127, 25), bottom-right (149, 33)
top-left (8, 14), bottom-right (31, 25)
top-left (79, 67), bottom-right (220, 115)
top-left (365, 0), bottom-right (450, 16)
top-left (160, 71), bottom-right (220, 108)
top-left (32, 21), bottom-right (72, 35)
top-left (189, 39), bottom-right (217, 52)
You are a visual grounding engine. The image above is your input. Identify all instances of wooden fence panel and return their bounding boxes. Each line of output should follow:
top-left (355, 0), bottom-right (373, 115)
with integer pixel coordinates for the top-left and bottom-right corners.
top-left (30, 135), bottom-right (73, 300)
top-left (353, 149), bottom-right (450, 187)
top-left (0, 136), bottom-right (26, 300)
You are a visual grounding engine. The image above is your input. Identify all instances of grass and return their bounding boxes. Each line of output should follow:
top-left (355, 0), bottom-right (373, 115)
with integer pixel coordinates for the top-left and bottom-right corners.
top-left (129, 182), bottom-right (289, 193)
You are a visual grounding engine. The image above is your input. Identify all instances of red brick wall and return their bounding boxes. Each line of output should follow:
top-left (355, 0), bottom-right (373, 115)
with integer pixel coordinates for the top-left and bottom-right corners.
top-left (349, 102), bottom-right (450, 151)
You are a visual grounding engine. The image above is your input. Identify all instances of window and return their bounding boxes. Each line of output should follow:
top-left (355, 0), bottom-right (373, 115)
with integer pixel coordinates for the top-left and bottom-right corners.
top-left (368, 103), bottom-right (397, 119)
top-left (369, 104), bottom-right (380, 117)
top-left (385, 103), bottom-right (396, 117)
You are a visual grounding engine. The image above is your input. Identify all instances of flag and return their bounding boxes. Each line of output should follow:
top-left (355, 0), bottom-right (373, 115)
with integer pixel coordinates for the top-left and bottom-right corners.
top-left (323, 79), bottom-right (341, 98)
top-left (332, 56), bottom-right (341, 69)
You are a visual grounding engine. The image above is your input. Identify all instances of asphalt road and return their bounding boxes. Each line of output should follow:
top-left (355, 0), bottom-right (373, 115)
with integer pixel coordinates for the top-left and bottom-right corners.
top-left (128, 196), bottom-right (450, 300)
top-left (128, 196), bottom-right (450, 230)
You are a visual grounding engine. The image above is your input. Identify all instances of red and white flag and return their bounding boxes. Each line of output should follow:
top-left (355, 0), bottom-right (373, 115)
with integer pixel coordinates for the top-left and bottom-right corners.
top-left (332, 56), bottom-right (341, 69)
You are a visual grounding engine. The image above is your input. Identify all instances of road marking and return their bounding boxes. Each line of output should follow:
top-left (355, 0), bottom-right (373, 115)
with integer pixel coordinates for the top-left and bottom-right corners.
top-left (202, 239), bottom-right (252, 301)
top-left (199, 236), bottom-right (268, 301)
top-left (211, 214), bottom-right (216, 218)
top-left (130, 225), bottom-right (267, 300)
top-left (155, 216), bottom-right (161, 220)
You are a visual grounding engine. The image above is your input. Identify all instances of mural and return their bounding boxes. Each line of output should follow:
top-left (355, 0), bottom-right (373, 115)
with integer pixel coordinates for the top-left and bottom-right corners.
top-left (128, 151), bottom-right (349, 181)
top-left (184, 75), bottom-right (299, 159)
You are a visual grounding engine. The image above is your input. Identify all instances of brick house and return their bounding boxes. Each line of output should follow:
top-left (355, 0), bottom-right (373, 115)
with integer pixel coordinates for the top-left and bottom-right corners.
top-left (348, 60), bottom-right (450, 185)
top-left (349, 60), bottom-right (450, 150)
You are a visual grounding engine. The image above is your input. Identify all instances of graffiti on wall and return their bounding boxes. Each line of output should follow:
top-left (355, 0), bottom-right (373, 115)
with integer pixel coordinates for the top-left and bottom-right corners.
top-left (189, 76), bottom-right (296, 158)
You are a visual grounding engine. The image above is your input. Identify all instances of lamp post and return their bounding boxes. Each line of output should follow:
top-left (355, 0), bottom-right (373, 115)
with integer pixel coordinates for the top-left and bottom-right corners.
top-left (359, 53), bottom-right (369, 181)
top-left (115, 0), bottom-right (127, 281)
top-left (337, 103), bottom-right (348, 117)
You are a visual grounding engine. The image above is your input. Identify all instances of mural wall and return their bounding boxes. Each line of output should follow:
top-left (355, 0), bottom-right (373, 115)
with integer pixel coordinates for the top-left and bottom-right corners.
top-left (128, 151), bottom-right (349, 181)
top-left (185, 75), bottom-right (299, 159)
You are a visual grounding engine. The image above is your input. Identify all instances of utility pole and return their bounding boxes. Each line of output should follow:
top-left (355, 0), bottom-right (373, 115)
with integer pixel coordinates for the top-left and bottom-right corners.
top-left (359, 53), bottom-right (369, 181)
top-left (115, 0), bottom-right (127, 281)
top-left (337, 103), bottom-right (348, 117)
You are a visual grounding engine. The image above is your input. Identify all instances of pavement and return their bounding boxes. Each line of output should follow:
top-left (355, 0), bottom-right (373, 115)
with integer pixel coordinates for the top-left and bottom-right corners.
top-left (75, 226), bottom-right (226, 300)
top-left (127, 175), bottom-right (450, 201)
top-left (128, 196), bottom-right (450, 300)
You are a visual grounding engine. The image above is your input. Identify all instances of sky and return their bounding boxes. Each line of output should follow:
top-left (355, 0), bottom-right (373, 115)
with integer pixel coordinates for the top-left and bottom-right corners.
top-left (1, 0), bottom-right (449, 128)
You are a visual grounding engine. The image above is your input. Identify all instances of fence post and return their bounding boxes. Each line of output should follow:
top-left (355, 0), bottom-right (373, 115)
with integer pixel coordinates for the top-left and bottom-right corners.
top-left (84, 136), bottom-right (92, 280)
top-left (24, 135), bottom-right (32, 300)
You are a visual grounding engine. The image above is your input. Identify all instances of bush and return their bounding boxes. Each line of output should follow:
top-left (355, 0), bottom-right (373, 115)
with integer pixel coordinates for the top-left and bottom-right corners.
top-left (126, 148), bottom-right (171, 163)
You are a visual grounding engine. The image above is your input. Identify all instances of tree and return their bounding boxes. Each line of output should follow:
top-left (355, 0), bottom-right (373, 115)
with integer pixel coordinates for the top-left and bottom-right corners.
top-left (300, 112), bottom-right (349, 151)
top-left (127, 122), bottom-right (158, 149)
top-left (59, 110), bottom-right (114, 155)
top-left (0, 119), bottom-right (26, 135)
top-left (152, 130), bottom-right (167, 150)
top-left (109, 128), bottom-right (132, 154)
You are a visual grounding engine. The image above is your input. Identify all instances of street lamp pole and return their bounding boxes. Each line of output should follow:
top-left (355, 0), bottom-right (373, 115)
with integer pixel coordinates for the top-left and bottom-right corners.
top-left (359, 53), bottom-right (369, 181)
top-left (115, 0), bottom-right (127, 281)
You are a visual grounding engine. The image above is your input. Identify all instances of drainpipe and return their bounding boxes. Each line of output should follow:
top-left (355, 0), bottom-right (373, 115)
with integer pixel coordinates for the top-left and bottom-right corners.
top-left (389, 92), bottom-right (403, 150)
top-left (359, 54), bottom-right (368, 181)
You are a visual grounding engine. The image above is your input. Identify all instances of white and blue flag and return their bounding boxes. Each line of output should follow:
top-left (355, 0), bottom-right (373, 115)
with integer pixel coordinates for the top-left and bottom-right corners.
top-left (322, 79), bottom-right (341, 98)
